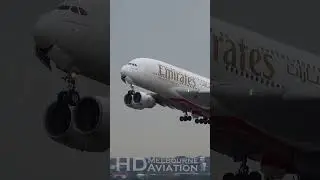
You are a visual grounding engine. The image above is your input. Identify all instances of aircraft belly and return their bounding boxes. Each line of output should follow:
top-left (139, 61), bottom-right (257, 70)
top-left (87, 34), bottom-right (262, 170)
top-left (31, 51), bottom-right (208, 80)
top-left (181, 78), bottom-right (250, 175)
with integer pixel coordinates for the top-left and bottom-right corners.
top-left (223, 100), bottom-right (320, 151)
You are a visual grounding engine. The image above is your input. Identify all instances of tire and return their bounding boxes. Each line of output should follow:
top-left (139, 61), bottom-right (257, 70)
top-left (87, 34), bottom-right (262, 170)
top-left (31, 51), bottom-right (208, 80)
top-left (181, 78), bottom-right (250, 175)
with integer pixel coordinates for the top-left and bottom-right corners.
top-left (57, 91), bottom-right (69, 104)
top-left (223, 172), bottom-right (235, 180)
top-left (249, 171), bottom-right (262, 180)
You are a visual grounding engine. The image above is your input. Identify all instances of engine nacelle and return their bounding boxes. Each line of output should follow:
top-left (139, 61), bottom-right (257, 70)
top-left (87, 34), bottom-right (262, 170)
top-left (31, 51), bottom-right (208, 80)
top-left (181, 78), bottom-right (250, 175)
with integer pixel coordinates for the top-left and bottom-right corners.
top-left (44, 101), bottom-right (89, 150)
top-left (44, 96), bottom-right (110, 152)
top-left (124, 91), bottom-right (156, 110)
top-left (73, 96), bottom-right (109, 152)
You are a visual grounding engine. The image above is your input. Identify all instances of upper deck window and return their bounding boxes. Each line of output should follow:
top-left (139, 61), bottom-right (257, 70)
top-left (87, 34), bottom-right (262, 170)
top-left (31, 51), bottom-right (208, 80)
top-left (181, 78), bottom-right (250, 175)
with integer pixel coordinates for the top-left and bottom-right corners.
top-left (57, 5), bottom-right (88, 16)
top-left (128, 63), bottom-right (137, 66)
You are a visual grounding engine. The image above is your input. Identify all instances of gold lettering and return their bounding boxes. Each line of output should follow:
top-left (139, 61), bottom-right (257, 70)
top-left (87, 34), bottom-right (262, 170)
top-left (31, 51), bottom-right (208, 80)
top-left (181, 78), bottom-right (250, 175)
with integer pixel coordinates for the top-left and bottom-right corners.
top-left (165, 68), bottom-right (174, 81)
top-left (263, 54), bottom-right (275, 79)
top-left (249, 49), bottom-right (262, 76)
top-left (158, 64), bottom-right (164, 77)
top-left (238, 39), bottom-right (248, 72)
top-left (223, 39), bottom-right (237, 67)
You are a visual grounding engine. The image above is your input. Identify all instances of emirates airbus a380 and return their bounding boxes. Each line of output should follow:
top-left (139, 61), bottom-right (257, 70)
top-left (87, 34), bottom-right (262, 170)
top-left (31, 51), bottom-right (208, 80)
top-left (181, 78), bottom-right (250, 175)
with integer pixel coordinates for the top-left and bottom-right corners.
top-left (120, 58), bottom-right (211, 124)
top-left (120, 17), bottom-right (320, 180)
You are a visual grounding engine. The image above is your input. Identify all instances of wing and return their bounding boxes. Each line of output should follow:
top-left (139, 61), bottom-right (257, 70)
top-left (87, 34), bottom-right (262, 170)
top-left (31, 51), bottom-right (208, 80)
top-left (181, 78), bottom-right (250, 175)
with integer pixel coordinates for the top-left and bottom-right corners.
top-left (211, 81), bottom-right (320, 102)
top-left (149, 89), bottom-right (210, 115)
top-left (174, 88), bottom-right (210, 109)
top-left (149, 92), bottom-right (177, 109)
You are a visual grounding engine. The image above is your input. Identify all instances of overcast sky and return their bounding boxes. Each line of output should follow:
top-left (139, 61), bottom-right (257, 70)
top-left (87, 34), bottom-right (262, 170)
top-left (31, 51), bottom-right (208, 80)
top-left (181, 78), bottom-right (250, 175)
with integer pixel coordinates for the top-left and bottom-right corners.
top-left (110, 0), bottom-right (210, 157)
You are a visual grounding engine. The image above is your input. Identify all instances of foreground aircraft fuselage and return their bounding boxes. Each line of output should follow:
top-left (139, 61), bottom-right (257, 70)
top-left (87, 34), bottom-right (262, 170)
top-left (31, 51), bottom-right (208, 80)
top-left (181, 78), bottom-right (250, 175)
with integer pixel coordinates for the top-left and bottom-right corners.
top-left (33, 0), bottom-right (110, 152)
top-left (211, 17), bottom-right (320, 179)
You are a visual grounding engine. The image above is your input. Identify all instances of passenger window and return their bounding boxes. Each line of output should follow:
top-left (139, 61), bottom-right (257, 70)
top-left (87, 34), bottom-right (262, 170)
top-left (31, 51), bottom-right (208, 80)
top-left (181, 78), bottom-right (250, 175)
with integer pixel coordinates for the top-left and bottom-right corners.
top-left (58, 5), bottom-right (70, 10)
top-left (71, 6), bottom-right (79, 14)
top-left (79, 7), bottom-right (88, 15)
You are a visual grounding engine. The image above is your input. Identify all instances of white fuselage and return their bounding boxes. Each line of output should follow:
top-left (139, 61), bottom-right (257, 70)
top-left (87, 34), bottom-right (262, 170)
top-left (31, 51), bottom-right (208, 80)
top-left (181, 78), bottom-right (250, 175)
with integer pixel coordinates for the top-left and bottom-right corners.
top-left (212, 17), bottom-right (320, 150)
top-left (121, 58), bottom-right (210, 115)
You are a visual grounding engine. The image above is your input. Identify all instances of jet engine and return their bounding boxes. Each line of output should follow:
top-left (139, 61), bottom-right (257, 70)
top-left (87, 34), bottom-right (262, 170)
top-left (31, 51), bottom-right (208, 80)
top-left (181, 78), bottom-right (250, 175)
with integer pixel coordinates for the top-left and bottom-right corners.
top-left (44, 101), bottom-right (88, 150)
top-left (73, 96), bottom-right (109, 151)
top-left (44, 96), bottom-right (109, 152)
top-left (124, 91), bottom-right (156, 110)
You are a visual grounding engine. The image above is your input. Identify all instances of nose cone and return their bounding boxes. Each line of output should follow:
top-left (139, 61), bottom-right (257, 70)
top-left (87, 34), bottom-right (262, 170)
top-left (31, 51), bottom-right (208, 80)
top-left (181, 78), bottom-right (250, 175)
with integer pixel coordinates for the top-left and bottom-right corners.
top-left (33, 13), bottom-right (55, 48)
top-left (120, 65), bottom-right (127, 83)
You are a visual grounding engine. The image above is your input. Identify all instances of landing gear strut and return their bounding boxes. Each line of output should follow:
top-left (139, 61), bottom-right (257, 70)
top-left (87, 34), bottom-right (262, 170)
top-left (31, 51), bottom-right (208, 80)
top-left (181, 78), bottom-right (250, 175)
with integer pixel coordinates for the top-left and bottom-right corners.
top-left (57, 72), bottom-right (80, 106)
top-left (222, 157), bottom-right (262, 180)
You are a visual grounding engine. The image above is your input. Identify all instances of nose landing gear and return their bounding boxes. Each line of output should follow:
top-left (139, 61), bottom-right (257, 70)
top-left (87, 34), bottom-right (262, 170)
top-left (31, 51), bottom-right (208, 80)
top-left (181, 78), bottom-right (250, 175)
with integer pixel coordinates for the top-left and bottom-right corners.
top-left (57, 72), bottom-right (80, 106)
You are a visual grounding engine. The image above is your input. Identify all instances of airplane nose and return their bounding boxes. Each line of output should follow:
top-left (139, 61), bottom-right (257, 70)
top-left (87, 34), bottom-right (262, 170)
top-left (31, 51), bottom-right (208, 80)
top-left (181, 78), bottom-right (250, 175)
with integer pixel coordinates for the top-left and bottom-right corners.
top-left (33, 13), bottom-right (54, 48)
top-left (120, 65), bottom-right (127, 83)
top-left (33, 13), bottom-right (55, 71)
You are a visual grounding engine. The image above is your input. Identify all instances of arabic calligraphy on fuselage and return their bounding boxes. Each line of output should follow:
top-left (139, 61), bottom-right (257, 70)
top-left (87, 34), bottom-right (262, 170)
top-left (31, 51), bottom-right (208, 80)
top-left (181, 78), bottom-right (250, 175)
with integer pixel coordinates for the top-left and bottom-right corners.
top-left (287, 59), bottom-right (320, 85)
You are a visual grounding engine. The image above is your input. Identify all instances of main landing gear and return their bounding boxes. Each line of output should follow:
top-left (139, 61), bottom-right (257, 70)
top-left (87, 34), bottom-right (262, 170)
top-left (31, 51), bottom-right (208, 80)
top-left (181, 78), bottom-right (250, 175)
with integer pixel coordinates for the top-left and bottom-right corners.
top-left (179, 112), bottom-right (192, 121)
top-left (179, 112), bottom-right (210, 125)
top-left (57, 72), bottom-right (80, 106)
top-left (222, 157), bottom-right (262, 180)
top-left (195, 117), bottom-right (210, 124)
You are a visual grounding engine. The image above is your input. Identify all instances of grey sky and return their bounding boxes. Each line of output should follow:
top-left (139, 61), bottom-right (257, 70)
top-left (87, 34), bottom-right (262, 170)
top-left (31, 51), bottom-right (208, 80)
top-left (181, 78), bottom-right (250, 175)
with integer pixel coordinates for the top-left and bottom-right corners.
top-left (110, 0), bottom-right (210, 157)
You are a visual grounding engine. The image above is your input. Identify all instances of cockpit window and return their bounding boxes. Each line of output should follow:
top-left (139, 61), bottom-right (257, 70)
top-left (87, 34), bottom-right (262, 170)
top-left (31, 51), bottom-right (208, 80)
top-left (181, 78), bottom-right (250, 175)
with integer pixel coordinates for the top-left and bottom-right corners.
top-left (57, 5), bottom-right (70, 10)
top-left (71, 6), bottom-right (79, 14)
top-left (128, 63), bottom-right (137, 66)
top-left (79, 7), bottom-right (88, 15)
top-left (57, 4), bottom-right (88, 16)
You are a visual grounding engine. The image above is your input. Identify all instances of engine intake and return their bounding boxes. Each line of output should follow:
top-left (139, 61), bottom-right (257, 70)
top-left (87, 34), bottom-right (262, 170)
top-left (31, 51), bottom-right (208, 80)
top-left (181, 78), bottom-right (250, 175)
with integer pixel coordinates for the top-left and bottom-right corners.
top-left (44, 101), bottom-right (72, 138)
top-left (44, 101), bottom-right (84, 150)
top-left (73, 96), bottom-right (109, 151)
top-left (44, 96), bottom-right (110, 152)
top-left (123, 91), bottom-right (156, 110)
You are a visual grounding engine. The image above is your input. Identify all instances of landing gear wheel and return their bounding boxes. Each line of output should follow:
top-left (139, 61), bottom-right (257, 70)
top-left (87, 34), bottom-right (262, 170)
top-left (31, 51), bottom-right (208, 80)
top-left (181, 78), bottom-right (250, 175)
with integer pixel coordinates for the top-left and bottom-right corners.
top-left (187, 116), bottom-right (192, 121)
top-left (128, 90), bottom-right (135, 95)
top-left (57, 91), bottom-right (69, 104)
top-left (195, 119), bottom-right (199, 124)
top-left (68, 90), bottom-right (80, 106)
top-left (59, 72), bottom-right (81, 106)
top-left (179, 116), bottom-right (184, 121)
top-left (222, 172), bottom-right (235, 180)
top-left (248, 171), bottom-right (262, 180)
top-left (57, 90), bottom-right (80, 106)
